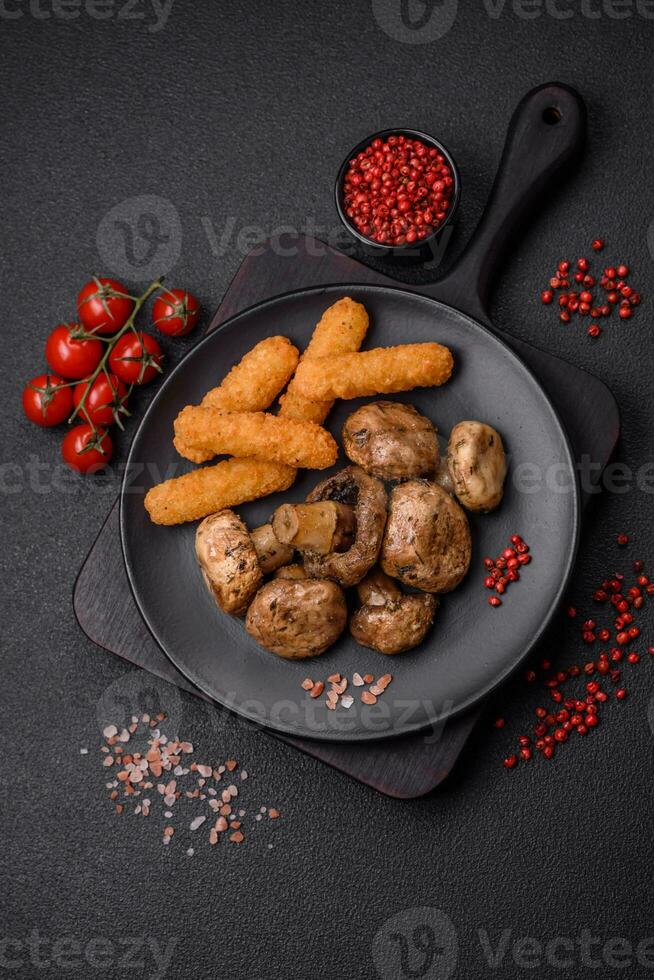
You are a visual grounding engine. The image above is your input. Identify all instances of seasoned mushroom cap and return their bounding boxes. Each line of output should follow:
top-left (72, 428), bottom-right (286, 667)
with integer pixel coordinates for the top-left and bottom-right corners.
top-left (381, 480), bottom-right (471, 593)
top-left (245, 579), bottom-right (347, 659)
top-left (350, 567), bottom-right (438, 655)
top-left (196, 510), bottom-right (263, 616)
top-left (447, 421), bottom-right (507, 513)
top-left (303, 466), bottom-right (388, 587)
top-left (342, 401), bottom-right (439, 480)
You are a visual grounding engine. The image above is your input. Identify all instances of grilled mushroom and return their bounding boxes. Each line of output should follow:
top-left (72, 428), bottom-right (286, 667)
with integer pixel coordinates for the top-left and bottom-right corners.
top-left (447, 421), bottom-right (507, 513)
top-left (196, 510), bottom-right (263, 616)
top-left (350, 567), bottom-right (438, 655)
top-left (245, 578), bottom-right (347, 659)
top-left (381, 480), bottom-right (471, 593)
top-left (196, 513), bottom-right (293, 615)
top-left (302, 466), bottom-right (388, 587)
top-left (342, 401), bottom-right (439, 480)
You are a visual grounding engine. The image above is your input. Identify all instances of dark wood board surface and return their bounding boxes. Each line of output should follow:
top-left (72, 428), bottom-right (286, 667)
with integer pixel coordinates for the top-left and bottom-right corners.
top-left (74, 234), bottom-right (619, 796)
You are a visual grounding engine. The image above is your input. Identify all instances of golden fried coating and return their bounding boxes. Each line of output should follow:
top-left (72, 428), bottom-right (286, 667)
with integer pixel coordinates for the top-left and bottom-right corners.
top-left (175, 336), bottom-right (300, 463)
top-left (174, 407), bottom-right (338, 469)
top-left (291, 343), bottom-right (454, 400)
top-left (145, 301), bottom-right (371, 526)
top-left (278, 296), bottom-right (369, 422)
top-left (144, 457), bottom-right (296, 526)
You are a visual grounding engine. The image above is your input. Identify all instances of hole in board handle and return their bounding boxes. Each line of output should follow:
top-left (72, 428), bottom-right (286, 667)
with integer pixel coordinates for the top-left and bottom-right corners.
top-left (542, 106), bottom-right (562, 125)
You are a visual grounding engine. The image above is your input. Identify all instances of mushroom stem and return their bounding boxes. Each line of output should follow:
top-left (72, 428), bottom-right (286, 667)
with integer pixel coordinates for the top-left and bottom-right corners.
top-left (272, 502), bottom-right (355, 555)
top-left (250, 523), bottom-right (294, 575)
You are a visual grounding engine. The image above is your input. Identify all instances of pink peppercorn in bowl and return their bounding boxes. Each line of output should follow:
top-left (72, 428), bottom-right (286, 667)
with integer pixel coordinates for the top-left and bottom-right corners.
top-left (335, 128), bottom-right (461, 260)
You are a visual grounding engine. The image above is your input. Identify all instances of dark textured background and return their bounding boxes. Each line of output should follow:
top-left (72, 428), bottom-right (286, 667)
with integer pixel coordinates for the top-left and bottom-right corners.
top-left (2, 2), bottom-right (654, 978)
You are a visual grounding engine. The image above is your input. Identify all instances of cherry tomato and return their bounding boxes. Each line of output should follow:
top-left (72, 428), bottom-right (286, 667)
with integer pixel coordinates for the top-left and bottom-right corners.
top-left (22, 373), bottom-right (73, 427)
top-left (45, 323), bottom-right (103, 380)
top-left (73, 373), bottom-right (128, 426)
top-left (61, 423), bottom-right (113, 473)
top-left (152, 288), bottom-right (201, 336)
top-left (77, 277), bottom-right (134, 335)
top-left (109, 332), bottom-right (163, 385)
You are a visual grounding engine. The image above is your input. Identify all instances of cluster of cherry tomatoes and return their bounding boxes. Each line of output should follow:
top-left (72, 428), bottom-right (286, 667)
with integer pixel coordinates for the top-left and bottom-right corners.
top-left (22, 276), bottom-right (200, 473)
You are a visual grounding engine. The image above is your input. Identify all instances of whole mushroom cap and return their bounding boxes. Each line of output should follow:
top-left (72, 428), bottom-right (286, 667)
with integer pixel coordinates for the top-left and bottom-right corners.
top-left (342, 401), bottom-right (439, 480)
top-left (381, 480), bottom-right (471, 593)
top-left (447, 420), bottom-right (507, 513)
top-left (350, 568), bottom-right (438, 655)
top-left (245, 578), bottom-right (347, 659)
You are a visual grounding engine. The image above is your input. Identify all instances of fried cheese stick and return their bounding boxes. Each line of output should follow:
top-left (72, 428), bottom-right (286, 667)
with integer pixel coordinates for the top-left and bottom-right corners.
top-left (278, 296), bottom-right (369, 423)
top-left (174, 336), bottom-right (300, 463)
top-left (145, 299), bottom-right (369, 525)
top-left (144, 458), bottom-right (296, 526)
top-left (174, 408), bottom-right (338, 469)
top-left (291, 343), bottom-right (454, 400)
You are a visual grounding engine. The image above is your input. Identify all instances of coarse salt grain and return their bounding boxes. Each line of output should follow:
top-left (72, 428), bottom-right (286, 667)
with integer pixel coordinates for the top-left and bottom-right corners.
top-left (100, 712), bottom-right (282, 853)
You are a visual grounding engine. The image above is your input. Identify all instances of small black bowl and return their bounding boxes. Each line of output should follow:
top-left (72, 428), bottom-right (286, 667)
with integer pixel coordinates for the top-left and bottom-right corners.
top-left (334, 127), bottom-right (461, 264)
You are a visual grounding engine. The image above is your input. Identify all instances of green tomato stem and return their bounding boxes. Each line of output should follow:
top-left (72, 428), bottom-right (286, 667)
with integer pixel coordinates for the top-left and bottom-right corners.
top-left (68, 277), bottom-right (164, 426)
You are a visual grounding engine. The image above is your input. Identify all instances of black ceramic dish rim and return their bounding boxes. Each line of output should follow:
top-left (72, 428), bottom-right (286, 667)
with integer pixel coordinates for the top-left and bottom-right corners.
top-left (334, 127), bottom-right (462, 254)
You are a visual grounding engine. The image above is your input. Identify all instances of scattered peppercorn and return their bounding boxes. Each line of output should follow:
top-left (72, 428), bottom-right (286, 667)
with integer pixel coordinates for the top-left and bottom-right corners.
top-left (499, 534), bottom-right (651, 770)
top-left (539, 241), bottom-right (641, 339)
top-left (483, 535), bottom-right (531, 607)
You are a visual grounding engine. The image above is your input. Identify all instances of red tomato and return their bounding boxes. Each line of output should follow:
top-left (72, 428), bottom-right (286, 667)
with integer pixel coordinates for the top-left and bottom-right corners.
top-left (22, 373), bottom-right (73, 427)
top-left (152, 288), bottom-right (201, 336)
top-left (45, 324), bottom-right (103, 380)
top-left (73, 373), bottom-right (128, 426)
top-left (109, 332), bottom-right (163, 385)
top-left (61, 423), bottom-right (113, 473)
top-left (77, 277), bottom-right (134, 335)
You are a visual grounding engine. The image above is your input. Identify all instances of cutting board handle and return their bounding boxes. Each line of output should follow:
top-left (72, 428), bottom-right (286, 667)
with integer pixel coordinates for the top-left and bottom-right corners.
top-left (425, 82), bottom-right (586, 325)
